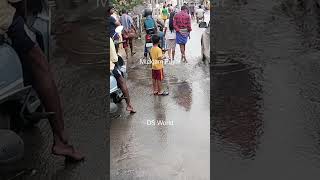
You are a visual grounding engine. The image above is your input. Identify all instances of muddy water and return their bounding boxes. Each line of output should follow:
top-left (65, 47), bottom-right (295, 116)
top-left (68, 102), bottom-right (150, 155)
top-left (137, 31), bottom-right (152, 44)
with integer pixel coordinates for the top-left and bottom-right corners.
top-left (212, 0), bottom-right (320, 179)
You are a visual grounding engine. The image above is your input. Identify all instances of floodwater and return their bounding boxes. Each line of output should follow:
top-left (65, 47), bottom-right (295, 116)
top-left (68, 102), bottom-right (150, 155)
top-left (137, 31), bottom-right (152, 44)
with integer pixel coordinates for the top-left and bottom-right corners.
top-left (0, 6), bottom-right (108, 180)
top-left (212, 0), bottom-right (320, 179)
top-left (110, 12), bottom-right (210, 180)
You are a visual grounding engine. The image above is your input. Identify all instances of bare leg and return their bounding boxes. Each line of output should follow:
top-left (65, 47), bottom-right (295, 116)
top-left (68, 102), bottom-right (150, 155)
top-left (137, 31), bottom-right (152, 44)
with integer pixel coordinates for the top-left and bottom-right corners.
top-left (172, 49), bottom-right (175, 61)
top-left (27, 46), bottom-right (84, 161)
top-left (179, 44), bottom-right (186, 61)
top-left (116, 76), bottom-right (136, 113)
top-left (124, 47), bottom-right (129, 59)
top-left (167, 48), bottom-right (172, 60)
top-left (157, 80), bottom-right (162, 94)
top-left (152, 78), bottom-right (158, 94)
top-left (182, 44), bottom-right (187, 62)
top-left (129, 39), bottom-right (135, 56)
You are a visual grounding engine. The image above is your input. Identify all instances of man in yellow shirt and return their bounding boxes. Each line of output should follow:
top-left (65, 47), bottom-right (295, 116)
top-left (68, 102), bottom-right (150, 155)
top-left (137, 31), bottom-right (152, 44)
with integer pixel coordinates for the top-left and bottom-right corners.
top-left (110, 38), bottom-right (136, 113)
top-left (150, 35), bottom-right (169, 96)
top-left (0, 0), bottom-right (84, 161)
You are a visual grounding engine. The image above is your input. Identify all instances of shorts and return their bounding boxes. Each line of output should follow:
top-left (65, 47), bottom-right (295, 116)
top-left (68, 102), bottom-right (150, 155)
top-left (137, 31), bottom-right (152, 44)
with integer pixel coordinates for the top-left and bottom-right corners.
top-left (152, 69), bottom-right (164, 81)
top-left (7, 14), bottom-right (36, 57)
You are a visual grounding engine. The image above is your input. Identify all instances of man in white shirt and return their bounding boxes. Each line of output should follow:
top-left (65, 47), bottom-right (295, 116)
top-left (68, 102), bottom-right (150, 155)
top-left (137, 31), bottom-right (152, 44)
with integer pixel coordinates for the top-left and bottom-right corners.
top-left (0, 0), bottom-right (84, 161)
top-left (195, 5), bottom-right (205, 23)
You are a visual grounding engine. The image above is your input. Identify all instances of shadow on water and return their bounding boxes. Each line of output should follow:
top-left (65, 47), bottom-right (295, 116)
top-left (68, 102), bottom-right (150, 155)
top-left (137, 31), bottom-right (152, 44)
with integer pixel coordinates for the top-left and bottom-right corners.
top-left (212, 61), bottom-right (264, 159)
top-left (171, 82), bottom-right (193, 112)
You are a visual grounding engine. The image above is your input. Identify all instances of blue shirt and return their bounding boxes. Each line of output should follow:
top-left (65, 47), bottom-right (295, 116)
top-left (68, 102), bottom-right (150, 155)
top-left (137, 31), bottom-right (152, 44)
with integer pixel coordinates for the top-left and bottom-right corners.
top-left (120, 14), bottom-right (133, 30)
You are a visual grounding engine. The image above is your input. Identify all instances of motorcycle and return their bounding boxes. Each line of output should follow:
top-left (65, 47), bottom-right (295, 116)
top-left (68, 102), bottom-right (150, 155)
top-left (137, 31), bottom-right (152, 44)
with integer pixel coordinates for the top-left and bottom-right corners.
top-left (110, 26), bottom-right (127, 114)
top-left (0, 0), bottom-right (51, 164)
top-left (144, 23), bottom-right (165, 59)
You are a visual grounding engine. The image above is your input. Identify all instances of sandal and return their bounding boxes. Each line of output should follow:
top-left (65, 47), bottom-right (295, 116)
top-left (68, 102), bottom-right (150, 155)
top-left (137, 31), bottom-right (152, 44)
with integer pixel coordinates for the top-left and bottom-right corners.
top-left (158, 91), bottom-right (169, 96)
top-left (153, 91), bottom-right (158, 95)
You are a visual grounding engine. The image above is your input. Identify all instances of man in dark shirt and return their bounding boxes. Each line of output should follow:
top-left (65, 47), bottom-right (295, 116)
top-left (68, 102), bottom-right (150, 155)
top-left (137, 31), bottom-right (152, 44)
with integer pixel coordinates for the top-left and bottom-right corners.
top-left (108, 6), bottom-right (121, 51)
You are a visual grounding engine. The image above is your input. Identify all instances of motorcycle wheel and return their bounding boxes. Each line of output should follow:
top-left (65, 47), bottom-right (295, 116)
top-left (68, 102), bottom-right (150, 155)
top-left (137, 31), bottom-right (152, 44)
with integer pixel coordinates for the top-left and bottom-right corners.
top-left (24, 105), bottom-right (44, 128)
top-left (112, 94), bottom-right (123, 103)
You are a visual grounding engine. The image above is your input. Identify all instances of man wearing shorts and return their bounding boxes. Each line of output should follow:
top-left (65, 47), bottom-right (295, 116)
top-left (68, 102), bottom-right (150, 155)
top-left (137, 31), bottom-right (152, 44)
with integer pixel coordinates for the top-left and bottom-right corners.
top-left (0, 0), bottom-right (84, 161)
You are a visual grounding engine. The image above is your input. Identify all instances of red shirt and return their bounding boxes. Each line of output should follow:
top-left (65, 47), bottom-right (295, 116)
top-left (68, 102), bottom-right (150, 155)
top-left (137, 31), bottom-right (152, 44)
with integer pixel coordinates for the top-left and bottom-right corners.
top-left (173, 11), bottom-right (192, 32)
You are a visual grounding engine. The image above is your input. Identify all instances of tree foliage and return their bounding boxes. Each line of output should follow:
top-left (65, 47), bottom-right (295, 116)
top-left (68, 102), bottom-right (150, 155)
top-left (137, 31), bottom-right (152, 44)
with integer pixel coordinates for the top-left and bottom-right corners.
top-left (111, 0), bottom-right (144, 11)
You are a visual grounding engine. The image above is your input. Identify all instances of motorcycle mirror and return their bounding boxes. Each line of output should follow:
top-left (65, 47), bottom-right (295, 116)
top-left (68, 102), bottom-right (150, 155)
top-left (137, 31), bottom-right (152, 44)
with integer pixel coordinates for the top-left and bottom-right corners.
top-left (115, 26), bottom-right (124, 34)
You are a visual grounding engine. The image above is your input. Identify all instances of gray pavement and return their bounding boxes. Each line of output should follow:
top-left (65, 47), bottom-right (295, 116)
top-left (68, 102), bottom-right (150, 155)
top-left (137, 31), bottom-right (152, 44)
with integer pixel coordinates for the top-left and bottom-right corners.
top-left (110, 12), bottom-right (210, 180)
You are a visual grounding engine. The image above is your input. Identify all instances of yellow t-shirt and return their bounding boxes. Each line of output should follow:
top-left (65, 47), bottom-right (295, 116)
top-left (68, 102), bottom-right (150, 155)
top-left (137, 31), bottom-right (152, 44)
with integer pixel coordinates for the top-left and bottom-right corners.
top-left (110, 38), bottom-right (118, 71)
top-left (150, 46), bottom-right (164, 70)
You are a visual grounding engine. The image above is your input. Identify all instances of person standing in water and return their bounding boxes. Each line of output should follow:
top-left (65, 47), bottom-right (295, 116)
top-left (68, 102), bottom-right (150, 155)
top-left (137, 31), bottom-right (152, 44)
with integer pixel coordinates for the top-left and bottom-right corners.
top-left (164, 7), bottom-right (176, 61)
top-left (173, 5), bottom-right (192, 62)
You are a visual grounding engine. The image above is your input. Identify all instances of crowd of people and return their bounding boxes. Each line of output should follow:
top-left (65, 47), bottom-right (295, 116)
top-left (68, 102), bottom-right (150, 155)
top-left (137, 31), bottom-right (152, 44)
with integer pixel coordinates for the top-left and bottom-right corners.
top-left (160, 2), bottom-right (206, 62)
top-left (108, 3), bottom-right (208, 101)
top-left (108, 5), bottom-right (137, 113)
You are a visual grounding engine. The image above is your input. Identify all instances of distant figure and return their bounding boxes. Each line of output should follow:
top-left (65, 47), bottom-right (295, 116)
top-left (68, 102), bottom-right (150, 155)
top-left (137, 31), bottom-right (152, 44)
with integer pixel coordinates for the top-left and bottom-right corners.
top-left (161, 4), bottom-right (169, 24)
top-left (189, 3), bottom-right (195, 19)
top-left (164, 8), bottom-right (177, 61)
top-left (195, 5), bottom-right (205, 23)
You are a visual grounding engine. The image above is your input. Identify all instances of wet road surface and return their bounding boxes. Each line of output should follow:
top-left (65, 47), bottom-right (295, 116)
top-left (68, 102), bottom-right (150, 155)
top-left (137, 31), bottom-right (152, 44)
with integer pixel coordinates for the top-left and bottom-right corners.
top-left (213, 0), bottom-right (320, 179)
top-left (0, 7), bottom-right (108, 180)
top-left (110, 12), bottom-right (210, 180)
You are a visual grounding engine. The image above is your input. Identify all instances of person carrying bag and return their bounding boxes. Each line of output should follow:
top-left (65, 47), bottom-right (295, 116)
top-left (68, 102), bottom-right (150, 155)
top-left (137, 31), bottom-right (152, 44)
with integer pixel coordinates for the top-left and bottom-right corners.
top-left (120, 9), bottom-right (137, 58)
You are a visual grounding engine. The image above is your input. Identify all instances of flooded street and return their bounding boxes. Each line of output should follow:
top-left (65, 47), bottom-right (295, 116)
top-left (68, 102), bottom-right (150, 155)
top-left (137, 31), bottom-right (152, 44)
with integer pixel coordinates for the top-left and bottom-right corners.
top-left (110, 13), bottom-right (210, 179)
top-left (213, 0), bottom-right (320, 179)
top-left (1, 7), bottom-right (108, 180)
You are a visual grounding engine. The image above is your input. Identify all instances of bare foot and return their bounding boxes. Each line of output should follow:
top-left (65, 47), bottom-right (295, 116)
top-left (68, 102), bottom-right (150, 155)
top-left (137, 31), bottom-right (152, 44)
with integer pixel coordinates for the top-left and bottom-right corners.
top-left (52, 143), bottom-right (85, 162)
top-left (126, 106), bottom-right (136, 114)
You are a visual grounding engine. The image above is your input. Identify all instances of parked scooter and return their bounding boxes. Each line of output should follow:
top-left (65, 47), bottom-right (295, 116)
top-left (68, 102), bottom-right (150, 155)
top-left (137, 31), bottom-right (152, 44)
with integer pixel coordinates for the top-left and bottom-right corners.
top-left (144, 23), bottom-right (165, 59)
top-left (110, 26), bottom-right (127, 114)
top-left (0, 0), bottom-right (51, 164)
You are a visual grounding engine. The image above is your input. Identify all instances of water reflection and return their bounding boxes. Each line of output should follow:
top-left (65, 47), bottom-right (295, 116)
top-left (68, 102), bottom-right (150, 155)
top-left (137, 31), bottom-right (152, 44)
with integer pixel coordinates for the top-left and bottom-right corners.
top-left (172, 82), bottom-right (193, 111)
top-left (212, 63), bottom-right (263, 159)
top-left (153, 96), bottom-right (168, 145)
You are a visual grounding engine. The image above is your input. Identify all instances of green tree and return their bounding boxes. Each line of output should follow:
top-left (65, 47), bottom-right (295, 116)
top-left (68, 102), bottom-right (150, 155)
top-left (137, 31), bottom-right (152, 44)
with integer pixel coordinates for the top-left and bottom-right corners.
top-left (111, 0), bottom-right (144, 11)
